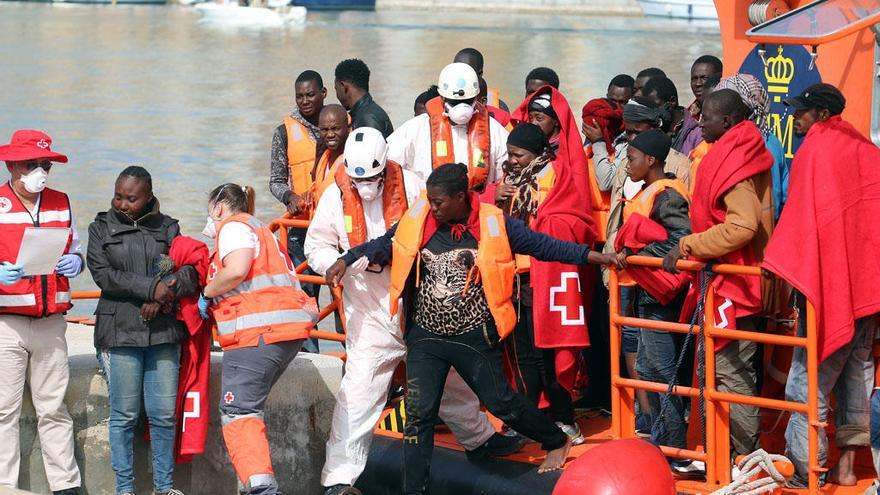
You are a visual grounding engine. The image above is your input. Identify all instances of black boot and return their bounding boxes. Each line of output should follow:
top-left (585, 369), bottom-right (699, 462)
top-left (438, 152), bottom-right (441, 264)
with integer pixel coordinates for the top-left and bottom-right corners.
top-left (322, 485), bottom-right (362, 495)
top-left (465, 432), bottom-right (526, 460)
top-left (53, 488), bottom-right (81, 495)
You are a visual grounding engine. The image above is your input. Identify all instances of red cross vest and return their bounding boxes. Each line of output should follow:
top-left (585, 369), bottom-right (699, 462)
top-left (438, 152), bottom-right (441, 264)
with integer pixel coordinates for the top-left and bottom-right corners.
top-left (0, 183), bottom-right (74, 317)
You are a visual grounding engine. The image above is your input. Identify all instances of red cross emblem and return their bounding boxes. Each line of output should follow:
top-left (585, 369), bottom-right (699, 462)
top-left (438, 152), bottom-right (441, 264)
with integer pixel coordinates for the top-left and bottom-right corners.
top-left (549, 272), bottom-right (585, 326)
top-left (36, 139), bottom-right (49, 149)
top-left (223, 391), bottom-right (235, 404)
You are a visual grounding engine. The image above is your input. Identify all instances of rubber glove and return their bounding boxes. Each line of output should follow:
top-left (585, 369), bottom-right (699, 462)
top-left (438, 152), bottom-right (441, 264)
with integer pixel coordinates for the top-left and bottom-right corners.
top-left (56, 254), bottom-right (83, 278)
top-left (198, 294), bottom-right (211, 320)
top-left (350, 256), bottom-right (370, 273)
top-left (0, 262), bottom-right (24, 286)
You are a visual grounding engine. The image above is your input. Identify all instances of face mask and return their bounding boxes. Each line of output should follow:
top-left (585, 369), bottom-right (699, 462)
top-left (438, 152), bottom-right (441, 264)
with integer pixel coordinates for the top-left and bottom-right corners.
top-left (202, 216), bottom-right (218, 239)
top-left (445, 102), bottom-right (476, 125)
top-left (21, 167), bottom-right (48, 194)
top-left (355, 181), bottom-right (382, 202)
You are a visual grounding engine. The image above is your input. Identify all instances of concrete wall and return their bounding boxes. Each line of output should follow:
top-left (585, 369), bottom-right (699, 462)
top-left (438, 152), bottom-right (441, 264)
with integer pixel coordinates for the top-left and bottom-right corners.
top-left (375, 0), bottom-right (642, 15)
top-left (17, 324), bottom-right (343, 495)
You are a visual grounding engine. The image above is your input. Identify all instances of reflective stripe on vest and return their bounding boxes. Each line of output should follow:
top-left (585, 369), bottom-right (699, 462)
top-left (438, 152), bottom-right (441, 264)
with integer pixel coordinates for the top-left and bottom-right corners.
top-left (623, 179), bottom-right (690, 223)
top-left (213, 273), bottom-right (296, 303)
top-left (216, 308), bottom-right (317, 336)
top-left (336, 160), bottom-right (409, 247)
top-left (0, 294), bottom-right (36, 307)
top-left (425, 96), bottom-right (491, 190)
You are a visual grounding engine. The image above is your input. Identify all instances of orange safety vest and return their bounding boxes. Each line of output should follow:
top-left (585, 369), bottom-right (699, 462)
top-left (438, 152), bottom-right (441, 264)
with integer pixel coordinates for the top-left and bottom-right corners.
top-left (389, 200), bottom-right (518, 339)
top-left (335, 160), bottom-right (409, 247)
top-left (313, 150), bottom-right (344, 207)
top-left (510, 164), bottom-right (556, 274)
top-left (209, 214), bottom-right (317, 350)
top-left (688, 141), bottom-right (712, 195)
top-left (620, 178), bottom-right (691, 286)
top-left (283, 116), bottom-right (318, 197)
top-left (585, 145), bottom-right (612, 243)
top-left (425, 96), bottom-right (491, 190)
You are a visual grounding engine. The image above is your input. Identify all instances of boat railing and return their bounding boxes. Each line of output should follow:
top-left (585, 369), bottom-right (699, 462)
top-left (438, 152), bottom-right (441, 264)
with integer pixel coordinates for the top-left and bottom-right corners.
top-left (609, 256), bottom-right (820, 493)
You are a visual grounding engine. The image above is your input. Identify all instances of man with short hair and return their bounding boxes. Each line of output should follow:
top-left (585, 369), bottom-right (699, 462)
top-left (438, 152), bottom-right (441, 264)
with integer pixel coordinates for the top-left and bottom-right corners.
top-left (0, 130), bottom-right (83, 495)
top-left (525, 67), bottom-right (560, 96)
top-left (313, 104), bottom-right (351, 203)
top-left (664, 89), bottom-right (775, 464)
top-left (413, 85), bottom-right (439, 117)
top-left (643, 76), bottom-right (685, 140)
top-left (765, 83), bottom-right (879, 488)
top-left (634, 67), bottom-right (666, 96)
top-left (606, 74), bottom-right (635, 107)
top-left (334, 59), bottom-right (393, 138)
top-left (677, 55), bottom-right (723, 156)
top-left (455, 47), bottom-right (509, 111)
top-left (269, 69), bottom-right (327, 352)
top-left (387, 62), bottom-right (509, 190)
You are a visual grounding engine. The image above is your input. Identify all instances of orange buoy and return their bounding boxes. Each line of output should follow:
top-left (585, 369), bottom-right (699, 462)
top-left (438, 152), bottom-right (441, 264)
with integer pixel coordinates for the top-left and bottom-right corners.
top-left (552, 438), bottom-right (675, 495)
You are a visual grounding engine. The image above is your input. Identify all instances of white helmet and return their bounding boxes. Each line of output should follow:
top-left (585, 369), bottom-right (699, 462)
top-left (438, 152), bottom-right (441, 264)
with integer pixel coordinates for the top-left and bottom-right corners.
top-left (344, 127), bottom-right (387, 179)
top-left (437, 62), bottom-right (479, 101)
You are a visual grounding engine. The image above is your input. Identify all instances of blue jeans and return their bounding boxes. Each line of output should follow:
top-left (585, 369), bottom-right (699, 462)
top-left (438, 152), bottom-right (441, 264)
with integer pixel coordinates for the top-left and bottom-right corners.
top-left (620, 286), bottom-right (639, 354)
top-left (108, 343), bottom-right (181, 494)
top-left (784, 310), bottom-right (875, 478)
top-left (872, 389), bottom-right (880, 477)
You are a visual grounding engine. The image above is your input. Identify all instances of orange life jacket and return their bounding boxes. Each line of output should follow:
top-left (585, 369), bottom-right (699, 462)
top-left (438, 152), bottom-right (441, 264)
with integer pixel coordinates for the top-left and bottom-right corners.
top-left (313, 150), bottom-right (344, 207)
top-left (425, 96), bottom-right (491, 190)
top-left (584, 145), bottom-right (612, 243)
top-left (487, 87), bottom-right (502, 109)
top-left (209, 214), bottom-right (317, 350)
top-left (389, 200), bottom-right (518, 339)
top-left (619, 178), bottom-right (691, 286)
top-left (510, 164), bottom-right (556, 274)
top-left (0, 184), bottom-right (73, 317)
top-left (688, 141), bottom-right (712, 195)
top-left (283, 115), bottom-right (318, 198)
top-left (335, 160), bottom-right (409, 247)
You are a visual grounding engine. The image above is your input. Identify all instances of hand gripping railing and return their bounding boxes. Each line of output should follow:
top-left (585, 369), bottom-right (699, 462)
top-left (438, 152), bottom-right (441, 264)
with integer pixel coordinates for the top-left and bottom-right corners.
top-left (609, 255), bottom-right (820, 494)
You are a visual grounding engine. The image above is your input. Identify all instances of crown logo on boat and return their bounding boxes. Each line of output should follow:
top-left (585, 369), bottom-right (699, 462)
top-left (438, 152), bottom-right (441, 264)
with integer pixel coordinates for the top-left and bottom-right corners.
top-left (765, 46), bottom-right (795, 102)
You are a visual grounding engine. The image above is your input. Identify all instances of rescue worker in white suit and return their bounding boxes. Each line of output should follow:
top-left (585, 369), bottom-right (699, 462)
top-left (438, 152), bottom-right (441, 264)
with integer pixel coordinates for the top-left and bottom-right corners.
top-left (306, 127), bottom-right (524, 495)
top-left (386, 62), bottom-right (508, 191)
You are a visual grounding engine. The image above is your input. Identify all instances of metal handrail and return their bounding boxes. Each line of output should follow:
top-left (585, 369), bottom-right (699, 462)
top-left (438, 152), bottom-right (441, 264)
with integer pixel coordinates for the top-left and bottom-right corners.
top-left (609, 255), bottom-right (820, 493)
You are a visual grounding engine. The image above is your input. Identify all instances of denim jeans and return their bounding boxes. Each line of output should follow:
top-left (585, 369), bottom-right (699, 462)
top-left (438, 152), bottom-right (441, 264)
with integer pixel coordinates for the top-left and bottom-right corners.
top-left (402, 323), bottom-right (567, 494)
top-left (620, 286), bottom-right (639, 354)
top-left (635, 298), bottom-right (687, 451)
top-left (872, 389), bottom-right (880, 477)
top-left (108, 343), bottom-right (180, 494)
top-left (784, 310), bottom-right (875, 478)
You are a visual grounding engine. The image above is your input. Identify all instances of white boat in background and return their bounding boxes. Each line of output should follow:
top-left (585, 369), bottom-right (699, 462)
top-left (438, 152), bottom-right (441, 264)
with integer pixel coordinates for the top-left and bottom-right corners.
top-left (639, 0), bottom-right (718, 20)
top-left (193, 1), bottom-right (306, 27)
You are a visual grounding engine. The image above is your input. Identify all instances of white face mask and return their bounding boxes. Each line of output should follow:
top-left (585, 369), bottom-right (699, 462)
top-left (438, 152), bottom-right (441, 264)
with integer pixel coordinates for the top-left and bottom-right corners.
top-left (21, 167), bottom-right (48, 194)
top-left (202, 215), bottom-right (218, 239)
top-left (445, 102), bottom-right (476, 125)
top-left (355, 181), bottom-right (382, 201)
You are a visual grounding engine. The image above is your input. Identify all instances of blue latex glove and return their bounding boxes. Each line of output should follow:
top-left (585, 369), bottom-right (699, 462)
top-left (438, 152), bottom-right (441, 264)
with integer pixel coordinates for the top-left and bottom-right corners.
top-left (198, 294), bottom-right (211, 320)
top-left (0, 262), bottom-right (24, 286)
top-left (56, 254), bottom-right (83, 278)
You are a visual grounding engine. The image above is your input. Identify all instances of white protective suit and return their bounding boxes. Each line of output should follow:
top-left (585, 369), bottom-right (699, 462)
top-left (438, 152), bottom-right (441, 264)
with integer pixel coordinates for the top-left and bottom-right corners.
top-left (385, 112), bottom-right (510, 184)
top-left (305, 168), bottom-right (496, 487)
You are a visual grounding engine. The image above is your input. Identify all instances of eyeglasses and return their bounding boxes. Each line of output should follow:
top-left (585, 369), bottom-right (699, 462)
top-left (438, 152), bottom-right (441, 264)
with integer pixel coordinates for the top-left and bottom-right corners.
top-left (23, 160), bottom-right (52, 172)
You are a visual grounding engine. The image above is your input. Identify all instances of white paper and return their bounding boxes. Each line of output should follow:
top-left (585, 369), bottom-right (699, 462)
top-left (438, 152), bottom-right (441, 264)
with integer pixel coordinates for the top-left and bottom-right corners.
top-left (16, 227), bottom-right (71, 276)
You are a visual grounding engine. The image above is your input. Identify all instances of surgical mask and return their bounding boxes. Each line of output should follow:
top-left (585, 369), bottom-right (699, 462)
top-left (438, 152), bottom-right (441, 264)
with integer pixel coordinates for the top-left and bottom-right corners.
top-left (445, 102), bottom-right (475, 125)
top-left (21, 167), bottom-right (48, 194)
top-left (202, 216), bottom-right (218, 239)
top-left (355, 181), bottom-right (382, 201)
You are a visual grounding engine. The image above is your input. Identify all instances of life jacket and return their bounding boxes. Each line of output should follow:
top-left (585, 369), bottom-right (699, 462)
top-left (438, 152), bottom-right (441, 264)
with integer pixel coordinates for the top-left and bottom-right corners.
top-left (283, 115), bottom-right (318, 198)
top-left (618, 178), bottom-right (690, 286)
top-left (335, 160), bottom-right (409, 247)
top-left (688, 140), bottom-right (712, 195)
top-left (0, 183), bottom-right (73, 317)
top-left (425, 96), bottom-right (491, 190)
top-left (313, 150), bottom-right (344, 208)
top-left (487, 87), bottom-right (502, 109)
top-left (584, 145), bottom-right (612, 243)
top-left (209, 214), bottom-right (317, 350)
top-left (510, 164), bottom-right (556, 274)
top-left (389, 199), bottom-right (518, 339)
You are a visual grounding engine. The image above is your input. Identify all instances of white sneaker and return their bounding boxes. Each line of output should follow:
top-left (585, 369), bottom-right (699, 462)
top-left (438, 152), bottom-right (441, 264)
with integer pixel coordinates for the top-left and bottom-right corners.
top-left (671, 459), bottom-right (706, 478)
top-left (555, 422), bottom-right (585, 446)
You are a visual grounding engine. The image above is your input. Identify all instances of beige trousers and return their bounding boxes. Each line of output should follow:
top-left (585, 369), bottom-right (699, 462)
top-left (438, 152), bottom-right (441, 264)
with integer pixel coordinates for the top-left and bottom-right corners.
top-left (0, 314), bottom-right (80, 491)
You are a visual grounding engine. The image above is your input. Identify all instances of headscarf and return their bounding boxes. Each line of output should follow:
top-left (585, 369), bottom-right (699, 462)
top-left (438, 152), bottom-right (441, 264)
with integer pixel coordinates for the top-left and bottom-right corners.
top-left (623, 98), bottom-right (667, 129)
top-left (581, 98), bottom-right (624, 155)
top-left (507, 122), bottom-right (549, 156)
top-left (528, 93), bottom-right (559, 121)
top-left (716, 73), bottom-right (772, 137)
top-left (503, 154), bottom-right (552, 222)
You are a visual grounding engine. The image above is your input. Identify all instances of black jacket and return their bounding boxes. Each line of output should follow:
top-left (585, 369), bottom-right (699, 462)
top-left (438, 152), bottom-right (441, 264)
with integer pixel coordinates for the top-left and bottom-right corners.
top-left (87, 199), bottom-right (199, 348)
top-left (350, 93), bottom-right (394, 138)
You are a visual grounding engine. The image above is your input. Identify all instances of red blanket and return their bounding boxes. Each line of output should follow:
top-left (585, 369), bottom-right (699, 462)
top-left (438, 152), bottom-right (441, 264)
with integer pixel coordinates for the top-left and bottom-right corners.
top-left (487, 105), bottom-right (511, 128)
top-left (763, 116), bottom-right (880, 361)
top-left (615, 214), bottom-right (689, 305)
top-left (511, 86), bottom-right (598, 392)
top-left (170, 236), bottom-right (212, 464)
top-left (581, 98), bottom-right (624, 156)
top-left (685, 120), bottom-right (772, 322)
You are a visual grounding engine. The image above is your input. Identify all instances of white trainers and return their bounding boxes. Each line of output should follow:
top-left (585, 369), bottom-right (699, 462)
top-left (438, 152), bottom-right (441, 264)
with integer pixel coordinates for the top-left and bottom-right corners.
top-left (671, 459), bottom-right (706, 478)
top-left (555, 422), bottom-right (585, 446)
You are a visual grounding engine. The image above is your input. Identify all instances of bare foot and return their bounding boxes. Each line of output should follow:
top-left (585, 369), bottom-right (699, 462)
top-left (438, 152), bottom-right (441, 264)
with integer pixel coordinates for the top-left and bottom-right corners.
top-left (538, 438), bottom-right (572, 474)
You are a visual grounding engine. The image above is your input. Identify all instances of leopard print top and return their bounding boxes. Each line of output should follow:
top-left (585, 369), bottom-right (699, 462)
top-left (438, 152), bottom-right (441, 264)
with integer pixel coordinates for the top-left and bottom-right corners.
top-left (413, 247), bottom-right (491, 336)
